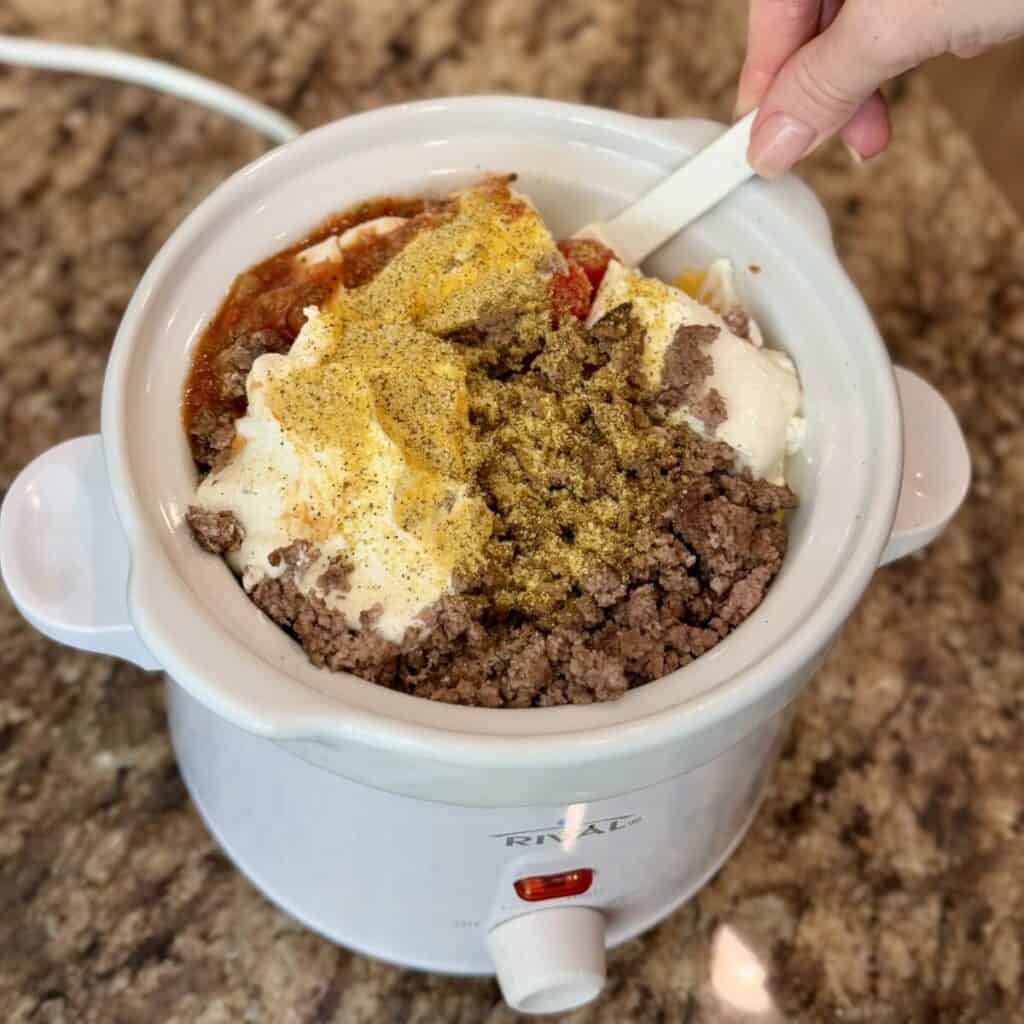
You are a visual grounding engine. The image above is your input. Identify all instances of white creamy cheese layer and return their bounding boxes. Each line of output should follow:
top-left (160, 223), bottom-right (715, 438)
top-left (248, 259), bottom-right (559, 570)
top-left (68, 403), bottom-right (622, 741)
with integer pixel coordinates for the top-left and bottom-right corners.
top-left (587, 260), bottom-right (804, 484)
top-left (195, 311), bottom-right (490, 644)
top-left (294, 216), bottom-right (408, 267)
top-left (199, 214), bottom-right (455, 644)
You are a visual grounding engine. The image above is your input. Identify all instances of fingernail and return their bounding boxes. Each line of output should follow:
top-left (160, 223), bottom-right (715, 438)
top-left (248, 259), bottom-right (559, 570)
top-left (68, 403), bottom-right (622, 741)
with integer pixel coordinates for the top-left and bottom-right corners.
top-left (748, 113), bottom-right (817, 177)
top-left (844, 142), bottom-right (865, 166)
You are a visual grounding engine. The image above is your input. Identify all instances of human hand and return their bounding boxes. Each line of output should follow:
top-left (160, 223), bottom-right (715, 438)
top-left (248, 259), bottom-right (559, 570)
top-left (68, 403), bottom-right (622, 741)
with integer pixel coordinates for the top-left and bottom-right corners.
top-left (737, 0), bottom-right (1024, 176)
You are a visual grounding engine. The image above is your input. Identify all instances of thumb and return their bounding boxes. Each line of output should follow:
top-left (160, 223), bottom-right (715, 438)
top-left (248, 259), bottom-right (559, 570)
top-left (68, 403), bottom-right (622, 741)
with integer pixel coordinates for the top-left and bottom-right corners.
top-left (747, 1), bottom-right (928, 176)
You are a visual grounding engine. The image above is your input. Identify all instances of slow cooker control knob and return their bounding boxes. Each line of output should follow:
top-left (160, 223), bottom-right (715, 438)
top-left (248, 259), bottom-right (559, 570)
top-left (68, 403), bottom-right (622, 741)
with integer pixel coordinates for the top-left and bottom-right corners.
top-left (486, 906), bottom-right (606, 1014)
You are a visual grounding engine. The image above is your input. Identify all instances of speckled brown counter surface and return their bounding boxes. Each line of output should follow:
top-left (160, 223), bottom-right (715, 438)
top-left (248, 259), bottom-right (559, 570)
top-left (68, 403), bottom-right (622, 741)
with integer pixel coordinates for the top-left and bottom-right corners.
top-left (1, 2), bottom-right (1022, 1021)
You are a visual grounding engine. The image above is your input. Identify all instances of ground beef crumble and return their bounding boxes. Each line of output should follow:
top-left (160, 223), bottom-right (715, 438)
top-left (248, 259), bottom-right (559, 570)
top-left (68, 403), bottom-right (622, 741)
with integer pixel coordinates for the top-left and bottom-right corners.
top-left (250, 574), bottom-right (402, 685)
top-left (197, 303), bottom-right (797, 708)
top-left (214, 327), bottom-right (290, 402)
top-left (692, 387), bottom-right (728, 434)
top-left (658, 323), bottom-right (719, 412)
top-left (188, 407), bottom-right (237, 470)
top-left (186, 507), bottom-right (245, 554)
top-left (318, 554), bottom-right (354, 595)
top-left (723, 309), bottom-right (752, 340)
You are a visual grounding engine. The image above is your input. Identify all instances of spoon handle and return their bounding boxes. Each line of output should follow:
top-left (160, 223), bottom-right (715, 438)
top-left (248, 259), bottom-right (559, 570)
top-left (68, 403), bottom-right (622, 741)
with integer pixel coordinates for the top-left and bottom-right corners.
top-left (581, 111), bottom-right (757, 267)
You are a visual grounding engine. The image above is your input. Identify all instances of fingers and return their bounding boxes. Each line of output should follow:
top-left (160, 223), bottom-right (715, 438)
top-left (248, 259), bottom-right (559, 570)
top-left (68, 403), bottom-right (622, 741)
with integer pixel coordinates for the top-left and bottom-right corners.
top-left (840, 91), bottom-right (891, 160)
top-left (736, 0), bottom-right (823, 117)
top-left (742, 0), bottom-right (1024, 177)
top-left (946, 2), bottom-right (1024, 58)
top-left (821, 1), bottom-right (891, 161)
top-left (747, 1), bottom-right (916, 176)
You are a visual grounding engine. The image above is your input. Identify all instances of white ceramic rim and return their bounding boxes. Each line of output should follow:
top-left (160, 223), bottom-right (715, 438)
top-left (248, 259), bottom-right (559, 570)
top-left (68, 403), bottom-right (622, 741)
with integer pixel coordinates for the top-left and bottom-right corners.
top-left (101, 96), bottom-right (902, 763)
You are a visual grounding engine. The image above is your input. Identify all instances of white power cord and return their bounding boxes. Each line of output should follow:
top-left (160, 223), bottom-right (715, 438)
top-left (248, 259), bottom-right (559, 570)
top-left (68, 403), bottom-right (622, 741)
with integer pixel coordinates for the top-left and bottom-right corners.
top-left (0, 34), bottom-right (301, 145)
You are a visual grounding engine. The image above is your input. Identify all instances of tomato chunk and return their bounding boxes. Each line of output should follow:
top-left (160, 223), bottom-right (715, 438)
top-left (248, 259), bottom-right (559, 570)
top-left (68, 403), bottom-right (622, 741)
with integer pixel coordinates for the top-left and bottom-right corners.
top-left (557, 238), bottom-right (616, 291)
top-left (550, 261), bottom-right (592, 324)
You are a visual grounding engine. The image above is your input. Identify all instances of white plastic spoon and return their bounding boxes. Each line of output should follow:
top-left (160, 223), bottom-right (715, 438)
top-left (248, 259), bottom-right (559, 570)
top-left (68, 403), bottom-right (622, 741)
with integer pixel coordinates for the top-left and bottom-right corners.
top-left (575, 111), bottom-right (757, 266)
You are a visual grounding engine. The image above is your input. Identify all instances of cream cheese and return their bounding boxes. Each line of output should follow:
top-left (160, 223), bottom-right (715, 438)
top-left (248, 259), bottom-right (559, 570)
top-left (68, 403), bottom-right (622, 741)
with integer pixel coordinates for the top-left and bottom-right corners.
top-left (587, 260), bottom-right (803, 484)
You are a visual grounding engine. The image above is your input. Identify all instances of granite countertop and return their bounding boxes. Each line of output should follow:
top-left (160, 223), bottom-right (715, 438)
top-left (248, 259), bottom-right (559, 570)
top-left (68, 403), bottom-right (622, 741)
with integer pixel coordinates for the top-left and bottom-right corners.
top-left (2, 1), bottom-right (1022, 1021)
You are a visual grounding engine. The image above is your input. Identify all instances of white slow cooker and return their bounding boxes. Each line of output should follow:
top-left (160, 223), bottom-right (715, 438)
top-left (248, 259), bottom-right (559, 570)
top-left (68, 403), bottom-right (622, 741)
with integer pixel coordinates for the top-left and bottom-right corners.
top-left (0, 98), bottom-right (970, 1015)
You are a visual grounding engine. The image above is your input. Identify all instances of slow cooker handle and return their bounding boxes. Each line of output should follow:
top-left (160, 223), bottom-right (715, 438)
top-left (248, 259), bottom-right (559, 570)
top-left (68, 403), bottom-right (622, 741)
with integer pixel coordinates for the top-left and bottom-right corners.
top-left (881, 367), bottom-right (971, 566)
top-left (0, 434), bottom-right (160, 670)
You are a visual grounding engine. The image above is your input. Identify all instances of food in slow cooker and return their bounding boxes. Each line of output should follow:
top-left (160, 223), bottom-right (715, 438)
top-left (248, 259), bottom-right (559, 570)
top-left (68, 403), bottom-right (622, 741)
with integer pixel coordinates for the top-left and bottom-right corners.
top-left (183, 177), bottom-right (804, 707)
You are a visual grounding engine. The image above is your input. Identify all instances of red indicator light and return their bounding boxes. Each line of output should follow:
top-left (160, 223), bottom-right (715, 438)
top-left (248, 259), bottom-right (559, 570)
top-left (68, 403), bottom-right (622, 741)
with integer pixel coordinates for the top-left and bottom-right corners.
top-left (514, 868), bottom-right (594, 902)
